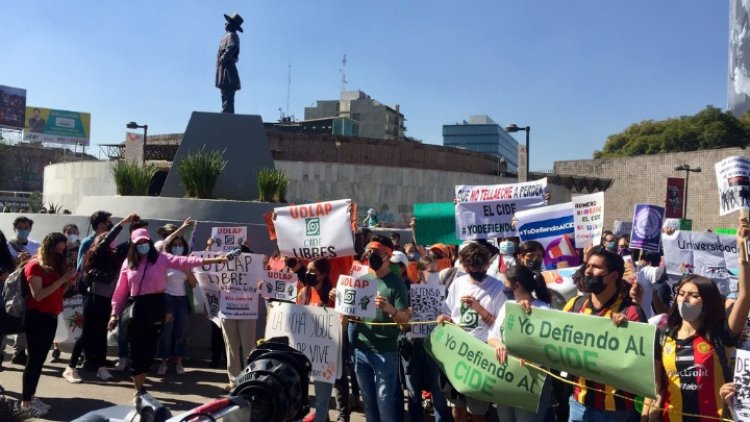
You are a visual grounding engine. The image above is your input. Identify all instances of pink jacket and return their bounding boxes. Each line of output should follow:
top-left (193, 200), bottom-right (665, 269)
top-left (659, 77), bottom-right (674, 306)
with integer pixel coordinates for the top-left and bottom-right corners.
top-left (111, 253), bottom-right (203, 315)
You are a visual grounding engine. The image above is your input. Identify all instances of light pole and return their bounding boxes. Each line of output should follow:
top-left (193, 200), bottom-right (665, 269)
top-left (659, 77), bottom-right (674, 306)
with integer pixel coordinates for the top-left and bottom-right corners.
top-left (674, 164), bottom-right (701, 219)
top-left (505, 124), bottom-right (530, 182)
top-left (126, 121), bottom-right (148, 163)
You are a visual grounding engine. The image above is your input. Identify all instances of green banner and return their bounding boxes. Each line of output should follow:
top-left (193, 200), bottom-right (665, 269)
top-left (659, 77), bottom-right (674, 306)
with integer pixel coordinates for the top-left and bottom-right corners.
top-left (425, 323), bottom-right (546, 412)
top-left (716, 227), bottom-right (737, 235)
top-left (503, 302), bottom-right (656, 398)
top-left (413, 202), bottom-right (460, 245)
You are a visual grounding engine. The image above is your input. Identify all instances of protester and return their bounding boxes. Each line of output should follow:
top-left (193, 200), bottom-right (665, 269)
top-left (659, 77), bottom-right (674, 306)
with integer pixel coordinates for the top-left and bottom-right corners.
top-left (489, 264), bottom-right (553, 422)
top-left (107, 228), bottom-right (228, 401)
top-left (20, 232), bottom-right (77, 417)
top-left (600, 231), bottom-right (617, 253)
top-left (403, 242), bottom-right (420, 262)
top-left (616, 235), bottom-right (631, 257)
top-left (77, 211), bottom-right (113, 270)
top-left (637, 251), bottom-right (671, 315)
top-left (565, 246), bottom-right (647, 422)
top-left (0, 229), bottom-right (19, 371)
top-left (437, 242), bottom-right (507, 422)
top-left (363, 208), bottom-right (380, 228)
top-left (346, 236), bottom-right (409, 421)
top-left (642, 218), bottom-right (750, 421)
top-left (390, 232), bottom-right (403, 252)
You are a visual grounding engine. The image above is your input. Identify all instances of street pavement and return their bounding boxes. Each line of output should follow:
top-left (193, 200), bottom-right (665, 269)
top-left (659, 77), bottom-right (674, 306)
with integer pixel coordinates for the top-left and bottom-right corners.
top-left (0, 349), bottom-right (370, 421)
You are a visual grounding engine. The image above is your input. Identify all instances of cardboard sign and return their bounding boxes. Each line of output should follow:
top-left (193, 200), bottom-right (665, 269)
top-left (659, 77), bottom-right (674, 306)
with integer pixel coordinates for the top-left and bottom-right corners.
top-left (573, 192), bottom-right (604, 248)
top-left (662, 230), bottom-right (739, 295)
top-left (60, 294), bottom-right (84, 344)
top-left (210, 226), bottom-right (247, 253)
top-left (516, 202), bottom-right (579, 269)
top-left (260, 270), bottom-right (298, 301)
top-left (455, 179), bottom-right (547, 240)
top-left (715, 156), bottom-right (750, 216)
top-left (192, 251), bottom-right (263, 324)
top-left (274, 199), bottom-right (356, 259)
top-left (409, 283), bottom-right (445, 338)
top-left (334, 275), bottom-right (378, 318)
top-left (629, 204), bottom-right (665, 252)
top-left (733, 349), bottom-right (750, 421)
top-left (265, 302), bottom-right (342, 384)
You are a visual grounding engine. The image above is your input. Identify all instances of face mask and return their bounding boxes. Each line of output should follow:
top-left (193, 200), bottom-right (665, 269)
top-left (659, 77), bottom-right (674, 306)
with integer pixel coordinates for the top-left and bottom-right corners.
top-left (499, 241), bottom-right (516, 256)
top-left (678, 301), bottom-right (703, 323)
top-left (171, 246), bottom-right (185, 256)
top-left (468, 270), bottom-right (487, 282)
top-left (67, 235), bottom-right (79, 244)
top-left (368, 253), bottom-right (384, 271)
top-left (606, 243), bottom-right (617, 252)
top-left (503, 286), bottom-right (515, 300)
top-left (304, 272), bottom-right (319, 286)
top-left (136, 243), bottom-right (151, 255)
top-left (424, 272), bottom-right (440, 285)
top-left (525, 257), bottom-right (542, 271)
top-left (582, 274), bottom-right (607, 294)
top-left (16, 229), bottom-right (30, 240)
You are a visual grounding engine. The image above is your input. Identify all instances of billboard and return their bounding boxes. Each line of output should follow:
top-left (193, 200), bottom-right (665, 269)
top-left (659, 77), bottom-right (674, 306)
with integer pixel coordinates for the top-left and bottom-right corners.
top-left (0, 85), bottom-right (27, 129)
top-left (23, 107), bottom-right (91, 146)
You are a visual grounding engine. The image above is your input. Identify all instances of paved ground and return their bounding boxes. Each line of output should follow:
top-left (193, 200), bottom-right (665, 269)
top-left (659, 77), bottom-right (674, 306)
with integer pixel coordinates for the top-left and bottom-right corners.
top-left (0, 349), bottom-right (369, 421)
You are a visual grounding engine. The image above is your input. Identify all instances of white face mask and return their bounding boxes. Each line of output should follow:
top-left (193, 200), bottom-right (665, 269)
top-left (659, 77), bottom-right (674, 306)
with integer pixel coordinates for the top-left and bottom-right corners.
top-left (67, 234), bottom-right (79, 244)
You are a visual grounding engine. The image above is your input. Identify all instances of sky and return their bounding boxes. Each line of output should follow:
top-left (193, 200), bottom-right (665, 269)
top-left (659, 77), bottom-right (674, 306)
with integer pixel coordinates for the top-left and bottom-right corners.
top-left (1, 1), bottom-right (730, 171)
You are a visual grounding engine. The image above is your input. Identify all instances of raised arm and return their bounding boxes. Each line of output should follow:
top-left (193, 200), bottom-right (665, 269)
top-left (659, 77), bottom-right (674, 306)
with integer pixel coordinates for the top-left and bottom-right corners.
top-left (728, 217), bottom-right (750, 338)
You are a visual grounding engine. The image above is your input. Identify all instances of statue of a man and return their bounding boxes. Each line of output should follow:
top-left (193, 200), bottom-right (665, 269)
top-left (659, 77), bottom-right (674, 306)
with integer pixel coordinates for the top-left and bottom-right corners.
top-left (216, 13), bottom-right (243, 113)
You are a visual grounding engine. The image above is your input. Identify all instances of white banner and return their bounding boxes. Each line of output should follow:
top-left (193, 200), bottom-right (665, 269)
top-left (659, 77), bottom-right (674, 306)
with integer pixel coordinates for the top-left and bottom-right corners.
top-left (662, 231), bottom-right (739, 295)
top-left (260, 270), bottom-right (298, 301)
top-left (266, 302), bottom-right (342, 384)
top-left (274, 199), bottom-right (355, 259)
top-left (733, 349), bottom-right (750, 421)
top-left (210, 226), bottom-right (247, 253)
top-left (334, 275), bottom-right (378, 318)
top-left (573, 192), bottom-right (604, 248)
top-left (715, 156), bottom-right (750, 216)
top-left (192, 251), bottom-right (263, 324)
top-left (409, 283), bottom-right (445, 338)
top-left (454, 179), bottom-right (547, 240)
top-left (515, 202), bottom-right (580, 269)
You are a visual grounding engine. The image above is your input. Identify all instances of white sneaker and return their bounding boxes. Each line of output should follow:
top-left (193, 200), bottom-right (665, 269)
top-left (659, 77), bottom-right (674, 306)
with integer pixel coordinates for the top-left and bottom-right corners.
top-left (114, 358), bottom-right (128, 371)
top-left (21, 401), bottom-right (49, 417)
top-left (157, 362), bottom-right (167, 376)
top-left (31, 397), bottom-right (51, 410)
top-left (97, 367), bottom-right (113, 381)
top-left (175, 363), bottom-right (185, 375)
top-left (63, 367), bottom-right (82, 384)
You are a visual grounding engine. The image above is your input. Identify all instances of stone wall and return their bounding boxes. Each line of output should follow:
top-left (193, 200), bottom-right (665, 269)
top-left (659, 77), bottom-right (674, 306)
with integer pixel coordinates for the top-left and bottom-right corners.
top-left (554, 147), bottom-right (749, 231)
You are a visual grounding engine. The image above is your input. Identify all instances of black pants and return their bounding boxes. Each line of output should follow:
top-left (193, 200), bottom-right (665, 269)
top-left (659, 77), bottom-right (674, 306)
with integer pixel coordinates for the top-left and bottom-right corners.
top-left (221, 89), bottom-right (236, 113)
top-left (22, 309), bottom-right (57, 401)
top-left (128, 293), bottom-right (165, 376)
top-left (70, 293), bottom-right (112, 369)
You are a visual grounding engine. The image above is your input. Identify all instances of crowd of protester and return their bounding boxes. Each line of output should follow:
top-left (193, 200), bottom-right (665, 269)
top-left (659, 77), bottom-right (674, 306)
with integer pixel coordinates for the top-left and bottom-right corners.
top-left (0, 208), bottom-right (749, 422)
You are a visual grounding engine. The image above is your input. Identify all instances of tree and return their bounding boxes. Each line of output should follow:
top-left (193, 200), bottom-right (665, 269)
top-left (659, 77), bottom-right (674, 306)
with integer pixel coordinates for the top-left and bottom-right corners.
top-left (594, 106), bottom-right (750, 158)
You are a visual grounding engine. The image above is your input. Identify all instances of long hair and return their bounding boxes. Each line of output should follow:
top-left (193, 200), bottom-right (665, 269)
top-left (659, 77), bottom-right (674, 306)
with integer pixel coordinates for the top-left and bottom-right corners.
top-left (166, 236), bottom-right (189, 256)
top-left (667, 275), bottom-right (725, 345)
top-left (127, 240), bottom-right (159, 269)
top-left (416, 255), bottom-right (436, 283)
top-left (0, 230), bottom-right (15, 273)
top-left (83, 232), bottom-right (112, 273)
top-left (37, 232), bottom-right (67, 275)
top-left (505, 264), bottom-right (552, 304)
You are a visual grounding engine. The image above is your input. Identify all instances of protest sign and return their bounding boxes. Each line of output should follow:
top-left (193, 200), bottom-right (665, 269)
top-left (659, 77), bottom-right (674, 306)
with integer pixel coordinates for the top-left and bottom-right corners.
top-left (503, 302), bottom-right (657, 398)
top-left (192, 251), bottom-right (263, 324)
top-left (349, 261), bottom-right (372, 279)
top-left (409, 283), bottom-right (445, 338)
top-left (61, 294), bottom-right (84, 344)
top-left (265, 302), bottom-right (342, 384)
top-left (274, 199), bottom-right (355, 259)
top-left (210, 226), bottom-right (247, 252)
top-left (541, 267), bottom-right (580, 309)
top-left (515, 202), bottom-right (579, 269)
top-left (454, 179), bottom-right (547, 240)
top-left (733, 349), bottom-right (750, 421)
top-left (715, 156), bottom-right (750, 216)
top-left (260, 270), bottom-right (298, 301)
top-left (613, 220), bottom-right (632, 238)
top-left (572, 192), bottom-right (604, 248)
top-left (662, 230), bottom-right (739, 295)
top-left (425, 323), bottom-right (547, 412)
top-left (413, 202), bottom-right (461, 245)
top-left (665, 177), bottom-right (685, 219)
top-left (334, 275), bottom-right (377, 318)
top-left (629, 204), bottom-right (665, 252)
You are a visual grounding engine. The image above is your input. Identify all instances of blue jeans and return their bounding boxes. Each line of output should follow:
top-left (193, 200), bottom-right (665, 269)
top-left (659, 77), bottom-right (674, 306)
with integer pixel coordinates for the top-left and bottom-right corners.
top-left (402, 340), bottom-right (452, 422)
top-left (157, 294), bottom-right (190, 358)
top-left (313, 380), bottom-right (334, 422)
top-left (568, 396), bottom-right (639, 422)
top-left (354, 348), bottom-right (400, 422)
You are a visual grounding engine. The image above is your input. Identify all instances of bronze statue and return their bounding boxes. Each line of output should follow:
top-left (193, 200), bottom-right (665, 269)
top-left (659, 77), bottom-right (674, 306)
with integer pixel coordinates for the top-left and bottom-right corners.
top-left (216, 13), bottom-right (243, 113)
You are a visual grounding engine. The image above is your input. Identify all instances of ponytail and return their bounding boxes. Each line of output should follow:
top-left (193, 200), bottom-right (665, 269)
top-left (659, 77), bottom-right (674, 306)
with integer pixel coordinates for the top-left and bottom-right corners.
top-left (505, 265), bottom-right (552, 305)
top-left (532, 272), bottom-right (551, 304)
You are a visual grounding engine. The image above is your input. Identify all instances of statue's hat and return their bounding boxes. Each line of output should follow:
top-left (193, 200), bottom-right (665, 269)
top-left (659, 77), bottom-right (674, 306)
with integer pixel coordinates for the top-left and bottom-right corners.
top-left (224, 13), bottom-right (244, 32)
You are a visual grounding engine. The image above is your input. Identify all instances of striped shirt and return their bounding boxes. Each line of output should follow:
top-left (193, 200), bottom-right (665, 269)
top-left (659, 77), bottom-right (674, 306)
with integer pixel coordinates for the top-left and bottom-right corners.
top-left (563, 294), bottom-right (647, 412)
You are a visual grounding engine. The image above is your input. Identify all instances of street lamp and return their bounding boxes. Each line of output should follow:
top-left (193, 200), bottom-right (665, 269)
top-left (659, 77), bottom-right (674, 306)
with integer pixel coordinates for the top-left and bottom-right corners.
top-left (126, 121), bottom-right (148, 162)
top-left (505, 123), bottom-right (531, 182)
top-left (674, 164), bottom-right (702, 219)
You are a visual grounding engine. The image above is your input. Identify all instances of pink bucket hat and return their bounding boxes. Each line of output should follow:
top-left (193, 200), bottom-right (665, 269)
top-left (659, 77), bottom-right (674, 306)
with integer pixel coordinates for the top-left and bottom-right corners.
top-left (130, 228), bottom-right (151, 243)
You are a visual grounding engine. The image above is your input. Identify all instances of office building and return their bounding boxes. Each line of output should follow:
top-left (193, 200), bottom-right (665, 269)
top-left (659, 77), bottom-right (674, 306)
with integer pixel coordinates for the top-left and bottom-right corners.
top-left (443, 115), bottom-right (519, 172)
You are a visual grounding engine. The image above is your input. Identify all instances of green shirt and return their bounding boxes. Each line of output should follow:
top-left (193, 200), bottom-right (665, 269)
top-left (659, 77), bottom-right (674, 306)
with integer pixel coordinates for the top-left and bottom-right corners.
top-left (355, 271), bottom-right (408, 353)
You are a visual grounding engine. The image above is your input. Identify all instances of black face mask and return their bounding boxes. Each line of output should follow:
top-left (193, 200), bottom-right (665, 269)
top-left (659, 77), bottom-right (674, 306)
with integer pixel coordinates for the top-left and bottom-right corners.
top-left (502, 286), bottom-right (515, 300)
top-left (468, 270), bottom-right (487, 282)
top-left (368, 254), bottom-right (384, 271)
top-left (582, 274), bottom-right (607, 295)
top-left (525, 257), bottom-right (542, 271)
top-left (304, 272), bottom-right (318, 286)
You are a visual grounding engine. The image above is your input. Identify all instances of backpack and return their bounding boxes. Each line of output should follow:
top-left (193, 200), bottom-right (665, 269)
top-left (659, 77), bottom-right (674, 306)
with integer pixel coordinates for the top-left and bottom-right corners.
top-left (3, 267), bottom-right (29, 318)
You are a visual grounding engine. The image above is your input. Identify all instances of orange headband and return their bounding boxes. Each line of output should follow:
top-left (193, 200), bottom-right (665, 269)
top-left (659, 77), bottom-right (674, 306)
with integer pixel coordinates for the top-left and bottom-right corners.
top-left (366, 242), bottom-right (393, 257)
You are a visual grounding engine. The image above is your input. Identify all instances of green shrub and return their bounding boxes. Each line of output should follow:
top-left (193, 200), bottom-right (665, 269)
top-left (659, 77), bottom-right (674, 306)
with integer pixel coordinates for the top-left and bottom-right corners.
top-left (112, 161), bottom-right (158, 196)
top-left (257, 168), bottom-right (288, 202)
top-left (176, 147), bottom-right (227, 198)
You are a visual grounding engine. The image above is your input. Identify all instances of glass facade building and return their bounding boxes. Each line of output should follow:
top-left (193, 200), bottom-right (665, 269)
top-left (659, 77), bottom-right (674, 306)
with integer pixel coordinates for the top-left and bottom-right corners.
top-left (442, 116), bottom-right (519, 172)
